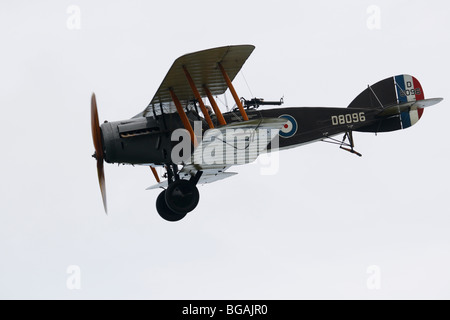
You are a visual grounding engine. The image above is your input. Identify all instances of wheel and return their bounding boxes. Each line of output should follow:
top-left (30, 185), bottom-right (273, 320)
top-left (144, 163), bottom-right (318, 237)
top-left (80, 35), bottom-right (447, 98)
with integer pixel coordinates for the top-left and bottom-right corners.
top-left (156, 190), bottom-right (187, 222)
top-left (165, 180), bottom-right (200, 215)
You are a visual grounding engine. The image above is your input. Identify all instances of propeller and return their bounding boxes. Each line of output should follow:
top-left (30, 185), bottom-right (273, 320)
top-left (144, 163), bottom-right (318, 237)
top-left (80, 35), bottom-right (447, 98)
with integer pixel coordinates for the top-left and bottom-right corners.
top-left (91, 93), bottom-right (107, 214)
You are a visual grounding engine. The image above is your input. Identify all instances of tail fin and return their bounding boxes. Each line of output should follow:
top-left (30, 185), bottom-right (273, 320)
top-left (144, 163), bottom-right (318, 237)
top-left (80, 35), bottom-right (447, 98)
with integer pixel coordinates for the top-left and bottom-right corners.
top-left (349, 75), bottom-right (441, 132)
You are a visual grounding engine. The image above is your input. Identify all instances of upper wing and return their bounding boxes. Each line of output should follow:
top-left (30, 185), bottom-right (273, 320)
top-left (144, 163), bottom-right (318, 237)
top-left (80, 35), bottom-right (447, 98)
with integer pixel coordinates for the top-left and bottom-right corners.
top-left (135, 45), bottom-right (255, 118)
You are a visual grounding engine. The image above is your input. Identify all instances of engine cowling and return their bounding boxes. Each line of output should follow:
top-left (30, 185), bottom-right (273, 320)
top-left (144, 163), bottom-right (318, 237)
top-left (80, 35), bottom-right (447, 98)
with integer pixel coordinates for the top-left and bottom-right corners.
top-left (101, 116), bottom-right (174, 165)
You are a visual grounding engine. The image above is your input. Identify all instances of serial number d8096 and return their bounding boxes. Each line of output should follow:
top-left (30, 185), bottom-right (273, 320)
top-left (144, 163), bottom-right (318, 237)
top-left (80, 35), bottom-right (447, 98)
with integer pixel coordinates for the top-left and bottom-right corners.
top-left (331, 112), bottom-right (366, 126)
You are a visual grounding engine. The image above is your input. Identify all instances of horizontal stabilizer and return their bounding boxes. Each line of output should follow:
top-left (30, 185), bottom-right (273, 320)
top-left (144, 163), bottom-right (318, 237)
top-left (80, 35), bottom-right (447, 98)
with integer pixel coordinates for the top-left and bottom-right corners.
top-left (411, 97), bottom-right (443, 108)
top-left (377, 97), bottom-right (443, 117)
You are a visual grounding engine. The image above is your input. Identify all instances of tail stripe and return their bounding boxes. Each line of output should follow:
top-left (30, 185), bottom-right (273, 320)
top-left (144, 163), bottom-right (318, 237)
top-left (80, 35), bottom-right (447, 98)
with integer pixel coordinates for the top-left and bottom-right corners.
top-left (412, 76), bottom-right (425, 101)
top-left (400, 110), bottom-right (411, 128)
top-left (395, 75), bottom-right (425, 128)
top-left (395, 75), bottom-right (418, 103)
top-left (395, 75), bottom-right (408, 103)
top-left (410, 107), bottom-right (420, 126)
top-left (412, 76), bottom-right (425, 119)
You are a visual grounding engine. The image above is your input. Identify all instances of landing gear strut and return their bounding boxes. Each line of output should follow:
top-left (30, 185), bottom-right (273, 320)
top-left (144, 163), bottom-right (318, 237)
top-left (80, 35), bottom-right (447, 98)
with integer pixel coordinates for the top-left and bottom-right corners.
top-left (339, 131), bottom-right (362, 157)
top-left (156, 165), bottom-right (202, 222)
top-left (322, 131), bottom-right (362, 157)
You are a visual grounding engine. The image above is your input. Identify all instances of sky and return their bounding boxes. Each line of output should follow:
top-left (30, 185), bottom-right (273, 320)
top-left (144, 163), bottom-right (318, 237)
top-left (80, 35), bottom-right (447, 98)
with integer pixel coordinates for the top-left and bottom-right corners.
top-left (0, 0), bottom-right (449, 299)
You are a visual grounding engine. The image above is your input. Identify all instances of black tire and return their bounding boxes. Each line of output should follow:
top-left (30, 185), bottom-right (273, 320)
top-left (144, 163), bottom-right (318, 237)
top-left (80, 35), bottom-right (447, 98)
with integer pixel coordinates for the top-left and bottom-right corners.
top-left (165, 180), bottom-right (200, 215)
top-left (156, 190), bottom-right (187, 222)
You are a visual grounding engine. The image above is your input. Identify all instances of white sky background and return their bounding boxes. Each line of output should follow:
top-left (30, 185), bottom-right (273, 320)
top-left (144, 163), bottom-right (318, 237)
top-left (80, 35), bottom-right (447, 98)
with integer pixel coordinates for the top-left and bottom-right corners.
top-left (0, 0), bottom-right (449, 299)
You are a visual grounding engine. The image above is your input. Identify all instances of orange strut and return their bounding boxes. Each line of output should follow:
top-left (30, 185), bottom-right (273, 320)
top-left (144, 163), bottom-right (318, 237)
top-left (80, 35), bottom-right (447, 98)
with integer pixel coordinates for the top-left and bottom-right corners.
top-left (218, 62), bottom-right (249, 121)
top-left (169, 88), bottom-right (198, 147)
top-left (203, 85), bottom-right (227, 126)
top-left (182, 66), bottom-right (214, 129)
top-left (150, 166), bottom-right (160, 183)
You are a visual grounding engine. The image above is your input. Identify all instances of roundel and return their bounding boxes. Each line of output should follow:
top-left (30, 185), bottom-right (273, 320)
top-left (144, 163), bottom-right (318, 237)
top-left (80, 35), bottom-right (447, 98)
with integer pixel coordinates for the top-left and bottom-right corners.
top-left (278, 114), bottom-right (298, 138)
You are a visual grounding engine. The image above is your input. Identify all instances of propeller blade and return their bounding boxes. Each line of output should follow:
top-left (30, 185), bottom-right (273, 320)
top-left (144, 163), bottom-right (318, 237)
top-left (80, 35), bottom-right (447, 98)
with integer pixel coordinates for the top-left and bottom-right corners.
top-left (91, 92), bottom-right (108, 214)
top-left (97, 158), bottom-right (108, 214)
top-left (91, 93), bottom-right (103, 159)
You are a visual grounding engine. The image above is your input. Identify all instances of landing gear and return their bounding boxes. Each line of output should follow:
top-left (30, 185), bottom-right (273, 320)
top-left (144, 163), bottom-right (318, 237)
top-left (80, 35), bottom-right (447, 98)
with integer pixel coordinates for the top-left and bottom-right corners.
top-left (165, 180), bottom-right (200, 214)
top-left (339, 131), bottom-right (362, 157)
top-left (155, 165), bottom-right (202, 222)
top-left (156, 190), bottom-right (187, 222)
top-left (322, 131), bottom-right (362, 157)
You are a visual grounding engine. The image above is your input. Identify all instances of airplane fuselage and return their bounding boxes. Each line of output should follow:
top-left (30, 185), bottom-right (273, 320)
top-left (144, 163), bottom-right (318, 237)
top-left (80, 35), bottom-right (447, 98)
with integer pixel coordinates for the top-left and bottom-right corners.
top-left (100, 106), bottom-right (382, 165)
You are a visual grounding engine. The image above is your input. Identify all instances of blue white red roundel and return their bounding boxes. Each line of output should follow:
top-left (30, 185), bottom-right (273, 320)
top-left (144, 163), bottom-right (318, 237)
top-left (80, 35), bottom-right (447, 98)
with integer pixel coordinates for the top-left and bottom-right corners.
top-left (278, 114), bottom-right (298, 138)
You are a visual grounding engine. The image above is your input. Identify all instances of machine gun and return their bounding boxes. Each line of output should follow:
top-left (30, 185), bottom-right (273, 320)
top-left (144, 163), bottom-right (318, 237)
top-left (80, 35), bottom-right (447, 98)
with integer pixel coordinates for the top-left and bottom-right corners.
top-left (241, 97), bottom-right (284, 109)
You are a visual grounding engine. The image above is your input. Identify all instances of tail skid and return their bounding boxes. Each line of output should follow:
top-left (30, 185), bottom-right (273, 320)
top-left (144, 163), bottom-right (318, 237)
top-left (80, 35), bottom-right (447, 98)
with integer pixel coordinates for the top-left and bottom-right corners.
top-left (322, 131), bottom-right (362, 157)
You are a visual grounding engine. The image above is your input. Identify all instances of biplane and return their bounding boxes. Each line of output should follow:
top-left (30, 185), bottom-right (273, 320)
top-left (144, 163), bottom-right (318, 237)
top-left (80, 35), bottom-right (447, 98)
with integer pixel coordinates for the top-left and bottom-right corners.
top-left (91, 45), bottom-right (443, 221)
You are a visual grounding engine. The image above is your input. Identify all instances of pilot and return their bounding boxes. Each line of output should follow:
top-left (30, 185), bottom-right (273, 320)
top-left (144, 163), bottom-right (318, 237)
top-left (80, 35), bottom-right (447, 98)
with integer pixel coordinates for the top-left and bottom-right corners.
top-left (204, 105), bottom-right (218, 125)
top-left (205, 105), bottom-right (213, 117)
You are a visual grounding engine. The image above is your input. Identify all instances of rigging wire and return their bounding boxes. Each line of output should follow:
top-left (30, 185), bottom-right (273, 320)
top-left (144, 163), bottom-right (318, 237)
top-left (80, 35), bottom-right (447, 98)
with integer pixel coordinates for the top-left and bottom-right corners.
top-left (224, 92), bottom-right (229, 112)
top-left (240, 69), bottom-right (254, 97)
